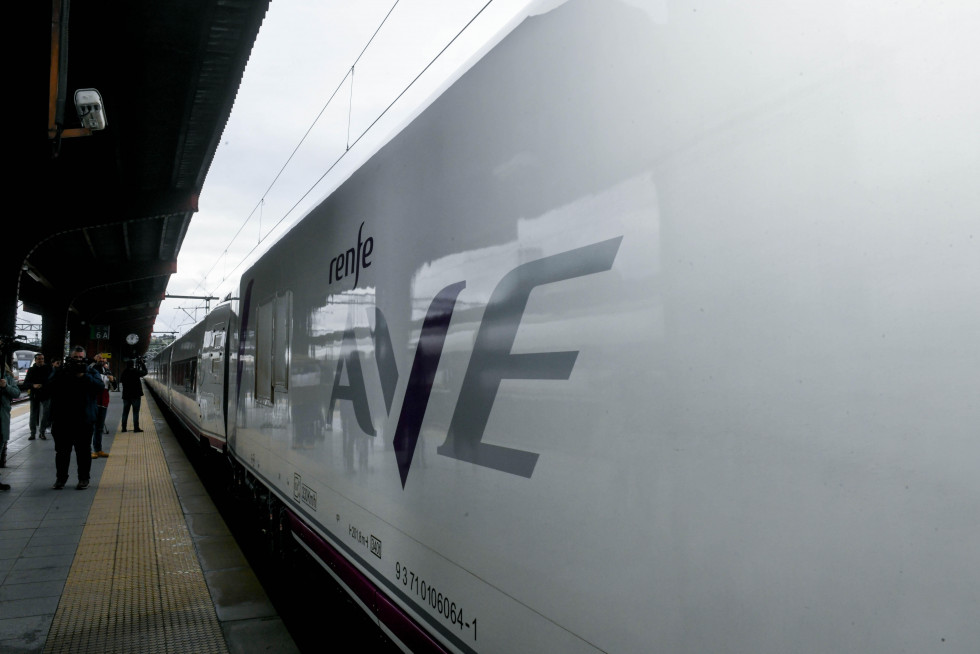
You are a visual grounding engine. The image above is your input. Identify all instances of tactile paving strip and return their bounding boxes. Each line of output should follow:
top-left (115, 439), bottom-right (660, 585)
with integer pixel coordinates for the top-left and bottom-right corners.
top-left (43, 402), bottom-right (229, 654)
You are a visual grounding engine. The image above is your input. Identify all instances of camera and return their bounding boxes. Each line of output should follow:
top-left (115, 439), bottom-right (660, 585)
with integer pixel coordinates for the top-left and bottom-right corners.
top-left (63, 356), bottom-right (90, 374)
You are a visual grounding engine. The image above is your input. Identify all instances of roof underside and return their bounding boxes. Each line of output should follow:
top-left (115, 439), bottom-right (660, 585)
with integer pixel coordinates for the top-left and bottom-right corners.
top-left (11, 0), bottom-right (271, 350)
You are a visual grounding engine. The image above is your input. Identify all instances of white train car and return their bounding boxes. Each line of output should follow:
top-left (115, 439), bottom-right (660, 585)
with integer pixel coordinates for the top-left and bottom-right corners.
top-left (13, 350), bottom-right (35, 384)
top-left (148, 303), bottom-right (236, 450)
top-left (153, 1), bottom-right (980, 652)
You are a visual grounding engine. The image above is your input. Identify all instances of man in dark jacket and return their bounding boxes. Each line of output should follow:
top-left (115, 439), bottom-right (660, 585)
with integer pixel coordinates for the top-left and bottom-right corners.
top-left (25, 352), bottom-right (52, 440)
top-left (120, 357), bottom-right (148, 432)
top-left (48, 346), bottom-right (103, 490)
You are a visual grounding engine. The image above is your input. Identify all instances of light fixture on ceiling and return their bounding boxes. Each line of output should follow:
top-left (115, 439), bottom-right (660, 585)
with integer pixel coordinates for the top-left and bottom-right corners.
top-left (74, 88), bottom-right (107, 131)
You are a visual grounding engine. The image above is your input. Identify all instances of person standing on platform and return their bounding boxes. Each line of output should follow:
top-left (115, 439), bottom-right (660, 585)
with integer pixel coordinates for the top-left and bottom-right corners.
top-left (25, 352), bottom-right (52, 440)
top-left (89, 354), bottom-right (113, 458)
top-left (120, 356), bottom-right (148, 432)
top-left (0, 358), bottom-right (21, 488)
top-left (48, 346), bottom-right (103, 490)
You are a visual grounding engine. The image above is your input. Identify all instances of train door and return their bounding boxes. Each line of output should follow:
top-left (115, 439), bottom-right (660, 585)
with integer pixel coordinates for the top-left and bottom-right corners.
top-left (199, 318), bottom-right (227, 442)
top-left (163, 348), bottom-right (173, 408)
top-left (255, 291), bottom-right (291, 428)
top-left (222, 313), bottom-right (238, 443)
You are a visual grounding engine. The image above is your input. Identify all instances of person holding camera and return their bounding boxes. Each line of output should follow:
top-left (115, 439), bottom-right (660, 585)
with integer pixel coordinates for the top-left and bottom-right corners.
top-left (1, 358), bottom-right (21, 489)
top-left (89, 354), bottom-right (114, 458)
top-left (47, 346), bottom-right (104, 490)
top-left (120, 356), bottom-right (148, 432)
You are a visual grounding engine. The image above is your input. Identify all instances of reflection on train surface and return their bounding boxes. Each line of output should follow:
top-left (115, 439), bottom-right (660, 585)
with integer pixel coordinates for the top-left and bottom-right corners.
top-left (148, 1), bottom-right (980, 652)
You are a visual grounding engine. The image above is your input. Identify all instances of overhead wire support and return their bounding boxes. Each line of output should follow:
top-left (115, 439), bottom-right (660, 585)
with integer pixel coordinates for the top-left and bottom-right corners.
top-left (347, 65), bottom-right (355, 151)
top-left (196, 0), bottom-right (403, 298)
top-left (199, 0), bottom-right (496, 300)
top-left (195, 64), bottom-right (357, 293)
top-left (234, 0), bottom-right (497, 272)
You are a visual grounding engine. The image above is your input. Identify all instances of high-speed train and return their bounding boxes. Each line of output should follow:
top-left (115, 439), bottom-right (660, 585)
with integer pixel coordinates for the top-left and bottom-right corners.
top-left (147, 1), bottom-right (980, 652)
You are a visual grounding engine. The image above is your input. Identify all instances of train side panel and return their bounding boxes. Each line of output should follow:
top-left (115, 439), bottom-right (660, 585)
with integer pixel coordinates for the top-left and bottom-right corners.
top-left (230, 1), bottom-right (980, 653)
top-left (198, 305), bottom-right (235, 448)
top-left (146, 344), bottom-right (173, 407)
top-left (166, 321), bottom-right (205, 439)
top-left (149, 304), bottom-right (235, 448)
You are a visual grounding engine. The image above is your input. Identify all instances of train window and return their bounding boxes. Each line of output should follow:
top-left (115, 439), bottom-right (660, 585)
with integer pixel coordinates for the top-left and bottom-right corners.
top-left (205, 323), bottom-right (226, 351)
top-left (213, 326), bottom-right (225, 350)
top-left (170, 358), bottom-right (198, 396)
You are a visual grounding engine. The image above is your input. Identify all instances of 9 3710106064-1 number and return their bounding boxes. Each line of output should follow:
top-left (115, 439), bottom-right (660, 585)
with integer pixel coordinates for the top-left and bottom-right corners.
top-left (395, 561), bottom-right (477, 641)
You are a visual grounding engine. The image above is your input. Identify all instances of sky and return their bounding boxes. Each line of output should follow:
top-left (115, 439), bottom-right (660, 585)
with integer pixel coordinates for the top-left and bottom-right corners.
top-left (152, 0), bottom-right (545, 337)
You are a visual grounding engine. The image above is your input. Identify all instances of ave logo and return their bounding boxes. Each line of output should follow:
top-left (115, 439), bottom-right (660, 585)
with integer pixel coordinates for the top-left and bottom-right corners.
top-left (240, 236), bottom-right (622, 487)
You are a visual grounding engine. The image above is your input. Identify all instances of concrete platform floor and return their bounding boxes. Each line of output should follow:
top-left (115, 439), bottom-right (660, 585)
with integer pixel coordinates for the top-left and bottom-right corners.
top-left (0, 386), bottom-right (299, 654)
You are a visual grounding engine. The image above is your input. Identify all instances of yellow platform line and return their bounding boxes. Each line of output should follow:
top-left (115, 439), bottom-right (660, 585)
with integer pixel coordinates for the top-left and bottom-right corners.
top-left (43, 400), bottom-right (228, 654)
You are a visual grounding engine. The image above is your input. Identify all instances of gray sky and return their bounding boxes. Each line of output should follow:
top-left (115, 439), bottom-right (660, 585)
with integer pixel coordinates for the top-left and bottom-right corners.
top-left (152, 0), bottom-right (543, 336)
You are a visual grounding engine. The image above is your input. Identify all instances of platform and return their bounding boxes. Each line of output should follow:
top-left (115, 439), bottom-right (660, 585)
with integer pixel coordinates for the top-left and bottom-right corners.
top-left (0, 387), bottom-right (299, 654)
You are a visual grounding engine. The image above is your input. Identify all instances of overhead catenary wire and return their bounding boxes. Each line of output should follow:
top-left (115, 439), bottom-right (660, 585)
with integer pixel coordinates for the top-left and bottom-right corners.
top-left (193, 0), bottom-right (404, 297)
top-left (200, 0), bottom-right (496, 301)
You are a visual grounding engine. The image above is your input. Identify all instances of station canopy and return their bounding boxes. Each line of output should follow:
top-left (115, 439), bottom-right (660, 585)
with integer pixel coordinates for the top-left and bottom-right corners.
top-left (7, 0), bottom-right (272, 358)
